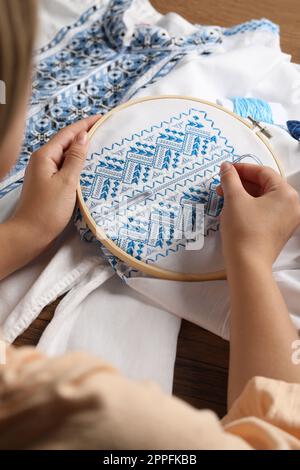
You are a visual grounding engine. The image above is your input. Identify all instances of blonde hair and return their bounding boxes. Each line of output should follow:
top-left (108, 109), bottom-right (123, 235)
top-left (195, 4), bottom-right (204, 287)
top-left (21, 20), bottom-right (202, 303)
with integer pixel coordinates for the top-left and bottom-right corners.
top-left (0, 0), bottom-right (37, 142)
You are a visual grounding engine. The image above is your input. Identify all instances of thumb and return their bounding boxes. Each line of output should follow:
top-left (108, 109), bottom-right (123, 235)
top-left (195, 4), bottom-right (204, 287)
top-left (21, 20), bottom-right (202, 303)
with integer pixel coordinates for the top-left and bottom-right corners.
top-left (61, 130), bottom-right (89, 179)
top-left (220, 162), bottom-right (244, 198)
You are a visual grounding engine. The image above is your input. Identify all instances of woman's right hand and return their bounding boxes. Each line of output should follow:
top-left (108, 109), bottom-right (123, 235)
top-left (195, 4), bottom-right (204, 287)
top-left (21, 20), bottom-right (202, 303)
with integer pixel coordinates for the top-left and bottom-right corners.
top-left (217, 162), bottom-right (300, 270)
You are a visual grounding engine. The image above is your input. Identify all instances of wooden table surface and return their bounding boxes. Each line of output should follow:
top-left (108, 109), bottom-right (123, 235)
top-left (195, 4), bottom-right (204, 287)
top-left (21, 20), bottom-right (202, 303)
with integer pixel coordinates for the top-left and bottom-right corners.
top-left (15, 0), bottom-right (300, 419)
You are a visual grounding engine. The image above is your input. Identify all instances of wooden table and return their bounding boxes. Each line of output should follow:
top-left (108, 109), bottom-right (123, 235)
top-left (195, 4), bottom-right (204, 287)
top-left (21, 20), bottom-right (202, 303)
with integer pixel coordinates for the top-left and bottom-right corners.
top-left (15, 0), bottom-right (300, 419)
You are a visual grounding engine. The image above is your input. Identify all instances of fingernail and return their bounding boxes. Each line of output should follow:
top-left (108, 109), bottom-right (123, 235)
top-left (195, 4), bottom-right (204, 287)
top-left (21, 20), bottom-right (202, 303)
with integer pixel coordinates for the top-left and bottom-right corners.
top-left (220, 161), bottom-right (231, 175)
top-left (76, 130), bottom-right (88, 145)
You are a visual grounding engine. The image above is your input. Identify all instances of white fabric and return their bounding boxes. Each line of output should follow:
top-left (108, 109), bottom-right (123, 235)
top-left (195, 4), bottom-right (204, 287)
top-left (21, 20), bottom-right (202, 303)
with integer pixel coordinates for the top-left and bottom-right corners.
top-left (217, 98), bottom-right (288, 126)
top-left (0, 0), bottom-right (299, 395)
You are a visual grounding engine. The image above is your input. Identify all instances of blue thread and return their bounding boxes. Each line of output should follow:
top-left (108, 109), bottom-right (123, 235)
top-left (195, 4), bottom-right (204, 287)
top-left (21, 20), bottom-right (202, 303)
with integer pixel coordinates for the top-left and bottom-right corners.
top-left (223, 19), bottom-right (279, 36)
top-left (287, 121), bottom-right (300, 141)
top-left (231, 97), bottom-right (274, 124)
top-left (0, 1), bottom-right (279, 198)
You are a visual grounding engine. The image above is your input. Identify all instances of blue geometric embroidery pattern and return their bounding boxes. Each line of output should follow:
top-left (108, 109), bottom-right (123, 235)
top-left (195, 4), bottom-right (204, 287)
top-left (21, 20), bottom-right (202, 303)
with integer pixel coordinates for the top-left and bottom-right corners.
top-left (80, 106), bottom-right (237, 265)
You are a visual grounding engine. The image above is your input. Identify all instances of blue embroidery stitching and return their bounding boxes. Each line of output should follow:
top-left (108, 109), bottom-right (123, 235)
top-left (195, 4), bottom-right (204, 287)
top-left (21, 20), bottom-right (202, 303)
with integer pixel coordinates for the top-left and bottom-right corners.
top-left (0, 0), bottom-right (279, 276)
top-left (0, 0), bottom-right (278, 199)
top-left (80, 106), bottom-right (235, 265)
top-left (35, 4), bottom-right (102, 55)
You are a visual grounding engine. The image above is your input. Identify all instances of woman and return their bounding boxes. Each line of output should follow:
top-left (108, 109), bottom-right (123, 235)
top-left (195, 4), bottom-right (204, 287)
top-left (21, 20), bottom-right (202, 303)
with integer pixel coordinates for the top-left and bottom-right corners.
top-left (0, 0), bottom-right (300, 449)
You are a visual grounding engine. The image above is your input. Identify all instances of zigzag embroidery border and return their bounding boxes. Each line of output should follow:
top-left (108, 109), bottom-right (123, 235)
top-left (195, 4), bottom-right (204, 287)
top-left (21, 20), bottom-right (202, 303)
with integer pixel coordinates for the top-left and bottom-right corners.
top-left (87, 106), bottom-right (234, 162)
top-left (83, 105), bottom-right (235, 265)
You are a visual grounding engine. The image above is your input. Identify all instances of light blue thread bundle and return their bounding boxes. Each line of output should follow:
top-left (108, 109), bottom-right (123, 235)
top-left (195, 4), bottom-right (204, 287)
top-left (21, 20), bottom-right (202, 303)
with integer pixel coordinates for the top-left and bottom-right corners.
top-left (231, 97), bottom-right (274, 124)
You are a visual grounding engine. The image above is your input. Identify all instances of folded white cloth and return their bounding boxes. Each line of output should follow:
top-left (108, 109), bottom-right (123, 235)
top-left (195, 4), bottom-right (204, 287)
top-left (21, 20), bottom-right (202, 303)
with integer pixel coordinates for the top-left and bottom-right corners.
top-left (0, 0), bottom-right (299, 396)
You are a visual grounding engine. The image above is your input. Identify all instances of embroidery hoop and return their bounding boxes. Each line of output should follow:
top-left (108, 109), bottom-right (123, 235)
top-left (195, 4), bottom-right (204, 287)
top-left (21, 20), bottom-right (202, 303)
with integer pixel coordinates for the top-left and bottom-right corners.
top-left (77, 95), bottom-right (283, 282)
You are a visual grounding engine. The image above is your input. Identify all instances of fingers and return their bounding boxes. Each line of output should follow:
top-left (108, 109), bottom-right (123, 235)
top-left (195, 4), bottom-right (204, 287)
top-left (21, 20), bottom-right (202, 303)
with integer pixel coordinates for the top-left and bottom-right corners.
top-left (60, 130), bottom-right (89, 182)
top-left (33, 115), bottom-right (100, 164)
top-left (241, 179), bottom-right (263, 197)
top-left (219, 162), bottom-right (245, 198)
top-left (233, 163), bottom-right (283, 194)
top-left (217, 162), bottom-right (283, 199)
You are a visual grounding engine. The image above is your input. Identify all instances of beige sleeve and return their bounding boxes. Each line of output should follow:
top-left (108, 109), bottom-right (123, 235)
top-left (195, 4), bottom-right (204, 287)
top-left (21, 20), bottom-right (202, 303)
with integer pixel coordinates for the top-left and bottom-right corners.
top-left (0, 345), bottom-right (299, 450)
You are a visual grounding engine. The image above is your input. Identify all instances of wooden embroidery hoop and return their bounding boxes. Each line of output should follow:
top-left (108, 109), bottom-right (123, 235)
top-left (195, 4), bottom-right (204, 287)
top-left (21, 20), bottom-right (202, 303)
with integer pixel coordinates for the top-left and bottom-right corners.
top-left (77, 95), bottom-right (284, 282)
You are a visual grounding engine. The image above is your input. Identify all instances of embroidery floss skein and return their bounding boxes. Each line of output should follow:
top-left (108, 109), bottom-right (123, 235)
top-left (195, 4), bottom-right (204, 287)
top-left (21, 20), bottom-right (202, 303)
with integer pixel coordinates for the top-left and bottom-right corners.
top-left (217, 97), bottom-right (287, 126)
top-left (231, 97), bottom-right (274, 124)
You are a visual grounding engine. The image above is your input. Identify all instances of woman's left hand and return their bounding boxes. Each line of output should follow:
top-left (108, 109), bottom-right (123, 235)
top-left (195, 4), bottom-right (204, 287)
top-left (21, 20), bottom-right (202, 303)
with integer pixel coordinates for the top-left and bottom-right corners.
top-left (11, 115), bottom-right (99, 246)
